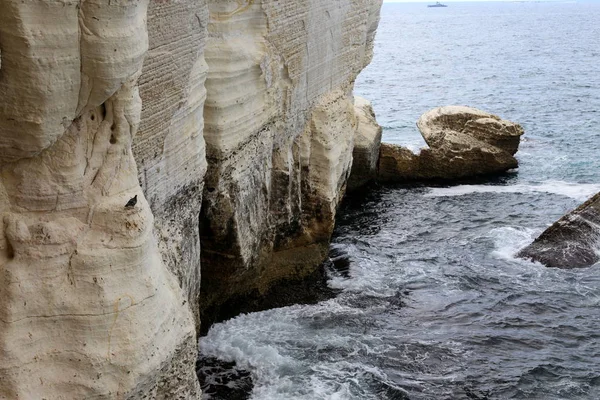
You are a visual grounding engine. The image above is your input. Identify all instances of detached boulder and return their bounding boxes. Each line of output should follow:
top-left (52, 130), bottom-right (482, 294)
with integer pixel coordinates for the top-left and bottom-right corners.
top-left (378, 106), bottom-right (524, 182)
top-left (348, 96), bottom-right (383, 190)
top-left (518, 192), bottom-right (600, 269)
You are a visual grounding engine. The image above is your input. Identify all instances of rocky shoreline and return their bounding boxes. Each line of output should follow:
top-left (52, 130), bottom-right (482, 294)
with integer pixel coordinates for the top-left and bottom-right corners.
top-left (1, 0), bottom-right (592, 397)
top-left (518, 191), bottom-right (600, 269)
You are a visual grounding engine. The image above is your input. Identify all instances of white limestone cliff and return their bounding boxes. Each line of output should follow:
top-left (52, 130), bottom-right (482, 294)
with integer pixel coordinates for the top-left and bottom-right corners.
top-left (0, 0), bottom-right (384, 397)
top-left (0, 1), bottom-right (200, 398)
top-left (135, 0), bottom-right (209, 328)
top-left (200, 0), bottom-right (383, 314)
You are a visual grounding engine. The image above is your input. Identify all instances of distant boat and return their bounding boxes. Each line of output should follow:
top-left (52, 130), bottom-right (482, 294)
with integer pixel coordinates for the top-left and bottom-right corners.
top-left (428, 2), bottom-right (448, 7)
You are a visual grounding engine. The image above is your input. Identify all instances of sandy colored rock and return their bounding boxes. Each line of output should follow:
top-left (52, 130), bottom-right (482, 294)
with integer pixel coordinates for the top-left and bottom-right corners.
top-left (0, 1), bottom-right (200, 398)
top-left (378, 106), bottom-right (524, 182)
top-left (518, 192), bottom-right (600, 269)
top-left (417, 106), bottom-right (523, 156)
top-left (348, 96), bottom-right (383, 190)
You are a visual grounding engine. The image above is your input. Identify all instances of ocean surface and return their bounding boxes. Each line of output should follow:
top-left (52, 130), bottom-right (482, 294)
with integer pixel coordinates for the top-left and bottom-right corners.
top-left (199, 2), bottom-right (600, 399)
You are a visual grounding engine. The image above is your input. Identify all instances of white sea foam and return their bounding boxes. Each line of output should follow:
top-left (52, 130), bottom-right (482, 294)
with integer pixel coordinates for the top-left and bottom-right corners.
top-left (486, 226), bottom-right (538, 261)
top-left (425, 181), bottom-right (600, 202)
top-left (199, 301), bottom-right (395, 400)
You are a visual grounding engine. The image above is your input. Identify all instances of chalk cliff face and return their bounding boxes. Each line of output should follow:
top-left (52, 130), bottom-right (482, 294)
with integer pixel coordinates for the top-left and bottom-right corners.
top-left (349, 96), bottom-right (383, 190)
top-left (0, 1), bottom-right (200, 398)
top-left (200, 0), bottom-right (383, 313)
top-left (0, 0), bottom-right (383, 397)
top-left (135, 0), bottom-right (209, 328)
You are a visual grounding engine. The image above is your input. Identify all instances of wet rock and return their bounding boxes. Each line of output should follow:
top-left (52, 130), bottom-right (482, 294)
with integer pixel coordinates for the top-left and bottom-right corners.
top-left (197, 356), bottom-right (253, 400)
top-left (378, 106), bottom-right (524, 182)
top-left (200, 258), bottom-right (341, 336)
top-left (518, 192), bottom-right (600, 269)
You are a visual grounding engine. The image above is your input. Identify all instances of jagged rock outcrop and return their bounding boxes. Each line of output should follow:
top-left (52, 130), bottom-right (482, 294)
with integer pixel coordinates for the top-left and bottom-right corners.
top-left (0, 1), bottom-right (200, 398)
top-left (200, 0), bottom-right (383, 315)
top-left (379, 106), bottom-right (524, 182)
top-left (518, 192), bottom-right (600, 269)
top-left (348, 96), bottom-right (383, 190)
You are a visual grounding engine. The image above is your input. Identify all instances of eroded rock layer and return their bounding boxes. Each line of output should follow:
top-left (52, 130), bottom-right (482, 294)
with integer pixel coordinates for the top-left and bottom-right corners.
top-left (348, 96), bottom-right (383, 190)
top-left (0, 0), bottom-right (385, 397)
top-left (135, 0), bottom-right (209, 328)
top-left (200, 0), bottom-right (383, 313)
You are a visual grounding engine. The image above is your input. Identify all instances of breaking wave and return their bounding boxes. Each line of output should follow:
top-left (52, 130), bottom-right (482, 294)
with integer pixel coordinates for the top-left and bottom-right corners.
top-left (426, 181), bottom-right (600, 202)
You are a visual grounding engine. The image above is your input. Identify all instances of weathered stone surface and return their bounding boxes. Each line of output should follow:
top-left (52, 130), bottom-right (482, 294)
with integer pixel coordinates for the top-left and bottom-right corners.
top-left (418, 106), bottom-right (523, 157)
top-left (0, 1), bottom-right (200, 398)
top-left (348, 96), bottom-right (383, 190)
top-left (135, 0), bottom-right (209, 328)
top-left (378, 106), bottom-right (524, 182)
top-left (518, 192), bottom-right (600, 269)
top-left (200, 0), bottom-right (383, 314)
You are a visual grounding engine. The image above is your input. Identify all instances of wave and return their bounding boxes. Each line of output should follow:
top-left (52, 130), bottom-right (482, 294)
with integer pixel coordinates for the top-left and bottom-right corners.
top-left (425, 181), bottom-right (600, 202)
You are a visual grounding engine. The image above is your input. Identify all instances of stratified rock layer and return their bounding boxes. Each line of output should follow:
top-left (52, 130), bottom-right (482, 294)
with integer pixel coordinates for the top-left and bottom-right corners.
top-left (200, 0), bottom-right (383, 314)
top-left (0, 1), bottom-right (200, 398)
top-left (518, 192), bottom-right (600, 269)
top-left (379, 106), bottom-right (524, 182)
top-left (135, 0), bottom-right (209, 328)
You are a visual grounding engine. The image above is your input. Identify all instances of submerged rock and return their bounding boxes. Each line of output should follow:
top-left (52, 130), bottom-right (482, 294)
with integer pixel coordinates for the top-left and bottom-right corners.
top-left (518, 192), bottom-right (600, 269)
top-left (378, 106), bottom-right (524, 182)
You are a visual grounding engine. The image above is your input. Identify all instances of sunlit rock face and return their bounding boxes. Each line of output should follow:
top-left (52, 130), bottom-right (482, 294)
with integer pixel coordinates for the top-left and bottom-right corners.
top-left (348, 96), bottom-right (383, 190)
top-left (0, 1), bottom-right (200, 398)
top-left (200, 0), bottom-right (383, 313)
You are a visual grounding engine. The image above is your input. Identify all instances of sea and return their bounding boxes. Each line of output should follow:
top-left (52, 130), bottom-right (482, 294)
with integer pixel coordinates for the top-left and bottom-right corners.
top-left (199, 2), bottom-right (600, 399)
